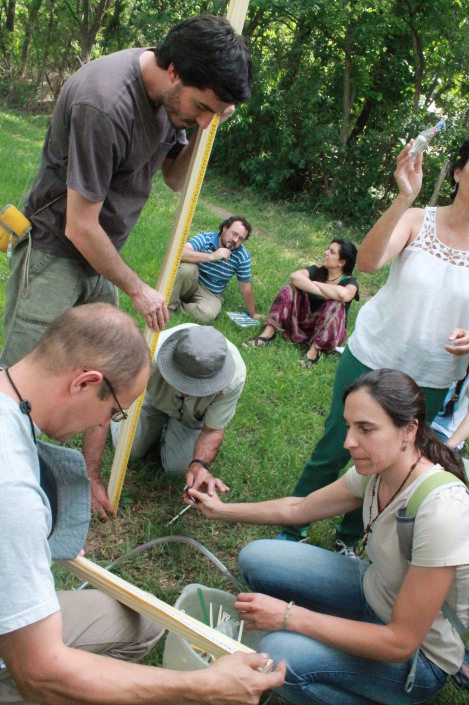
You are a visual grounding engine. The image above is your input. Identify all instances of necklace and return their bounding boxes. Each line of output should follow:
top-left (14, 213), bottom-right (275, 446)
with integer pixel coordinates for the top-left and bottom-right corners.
top-left (327, 273), bottom-right (342, 282)
top-left (355, 455), bottom-right (420, 558)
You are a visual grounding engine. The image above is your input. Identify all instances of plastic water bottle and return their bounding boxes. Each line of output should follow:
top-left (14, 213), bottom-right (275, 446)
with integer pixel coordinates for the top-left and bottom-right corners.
top-left (408, 118), bottom-right (445, 157)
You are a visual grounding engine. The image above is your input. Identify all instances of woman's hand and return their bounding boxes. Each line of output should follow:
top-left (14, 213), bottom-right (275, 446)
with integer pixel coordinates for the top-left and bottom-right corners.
top-left (394, 144), bottom-right (423, 202)
top-left (445, 328), bottom-right (469, 356)
top-left (185, 486), bottom-right (226, 519)
top-left (234, 593), bottom-right (289, 632)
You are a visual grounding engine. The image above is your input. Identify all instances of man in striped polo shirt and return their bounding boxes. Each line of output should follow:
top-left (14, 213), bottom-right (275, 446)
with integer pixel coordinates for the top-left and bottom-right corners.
top-left (169, 215), bottom-right (262, 322)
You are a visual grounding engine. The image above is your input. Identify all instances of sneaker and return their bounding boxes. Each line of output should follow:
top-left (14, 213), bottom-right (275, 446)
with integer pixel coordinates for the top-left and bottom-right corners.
top-left (335, 539), bottom-right (358, 558)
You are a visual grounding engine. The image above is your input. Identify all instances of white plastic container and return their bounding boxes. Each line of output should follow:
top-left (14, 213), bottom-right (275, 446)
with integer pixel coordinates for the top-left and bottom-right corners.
top-left (163, 583), bottom-right (261, 671)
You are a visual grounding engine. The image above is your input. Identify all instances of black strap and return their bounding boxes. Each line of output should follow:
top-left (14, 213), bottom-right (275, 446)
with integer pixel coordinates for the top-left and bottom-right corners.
top-left (189, 458), bottom-right (211, 471)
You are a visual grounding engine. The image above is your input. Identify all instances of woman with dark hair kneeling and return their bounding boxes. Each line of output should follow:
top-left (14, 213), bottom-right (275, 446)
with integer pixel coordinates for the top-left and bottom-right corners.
top-left (187, 369), bottom-right (469, 705)
top-left (243, 239), bottom-right (359, 368)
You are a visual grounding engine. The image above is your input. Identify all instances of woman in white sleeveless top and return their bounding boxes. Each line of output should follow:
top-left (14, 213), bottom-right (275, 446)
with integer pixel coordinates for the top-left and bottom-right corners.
top-left (279, 139), bottom-right (469, 549)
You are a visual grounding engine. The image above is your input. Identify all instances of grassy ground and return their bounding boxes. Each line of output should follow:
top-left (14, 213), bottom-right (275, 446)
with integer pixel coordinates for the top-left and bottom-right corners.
top-left (0, 109), bottom-right (465, 704)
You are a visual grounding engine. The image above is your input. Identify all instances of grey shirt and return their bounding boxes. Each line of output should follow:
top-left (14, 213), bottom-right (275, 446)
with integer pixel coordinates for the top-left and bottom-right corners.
top-left (25, 48), bottom-right (187, 269)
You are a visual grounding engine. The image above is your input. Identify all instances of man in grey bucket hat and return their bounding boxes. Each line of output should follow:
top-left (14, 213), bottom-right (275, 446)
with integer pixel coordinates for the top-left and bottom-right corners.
top-left (112, 323), bottom-right (246, 494)
top-left (0, 306), bottom-right (284, 704)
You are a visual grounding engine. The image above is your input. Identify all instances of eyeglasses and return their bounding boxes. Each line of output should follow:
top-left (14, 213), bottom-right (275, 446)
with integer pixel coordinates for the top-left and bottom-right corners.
top-left (84, 369), bottom-right (128, 423)
top-left (102, 375), bottom-right (128, 423)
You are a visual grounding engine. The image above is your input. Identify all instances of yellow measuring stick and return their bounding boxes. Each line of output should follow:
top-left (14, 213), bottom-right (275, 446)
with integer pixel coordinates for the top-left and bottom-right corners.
top-left (108, 117), bottom-right (219, 509)
top-left (108, 0), bottom-right (250, 511)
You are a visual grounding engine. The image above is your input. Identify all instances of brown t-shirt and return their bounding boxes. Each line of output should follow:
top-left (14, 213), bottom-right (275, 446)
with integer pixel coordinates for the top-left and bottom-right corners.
top-left (25, 48), bottom-right (187, 270)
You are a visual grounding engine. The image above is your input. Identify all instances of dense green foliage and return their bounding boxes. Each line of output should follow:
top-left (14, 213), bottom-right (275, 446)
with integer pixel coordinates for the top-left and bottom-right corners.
top-left (0, 109), bottom-right (466, 704)
top-left (1, 1), bottom-right (469, 226)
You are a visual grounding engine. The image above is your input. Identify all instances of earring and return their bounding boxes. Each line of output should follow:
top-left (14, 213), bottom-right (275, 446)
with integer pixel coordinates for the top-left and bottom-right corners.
top-left (401, 443), bottom-right (408, 452)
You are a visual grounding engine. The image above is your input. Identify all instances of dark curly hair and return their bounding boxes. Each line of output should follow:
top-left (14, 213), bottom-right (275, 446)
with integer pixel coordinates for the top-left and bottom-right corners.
top-left (219, 215), bottom-right (252, 241)
top-left (315, 238), bottom-right (358, 281)
top-left (155, 15), bottom-right (252, 104)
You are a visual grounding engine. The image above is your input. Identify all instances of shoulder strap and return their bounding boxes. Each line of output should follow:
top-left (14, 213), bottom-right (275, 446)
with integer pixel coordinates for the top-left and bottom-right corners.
top-left (399, 470), bottom-right (469, 647)
top-left (405, 471), bottom-right (461, 516)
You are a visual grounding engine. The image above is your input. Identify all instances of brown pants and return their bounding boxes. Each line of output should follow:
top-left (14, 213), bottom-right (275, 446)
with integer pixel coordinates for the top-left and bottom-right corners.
top-left (0, 590), bottom-right (164, 704)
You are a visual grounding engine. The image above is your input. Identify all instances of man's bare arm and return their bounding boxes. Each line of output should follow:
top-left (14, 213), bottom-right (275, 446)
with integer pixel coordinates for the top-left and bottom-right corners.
top-left (65, 188), bottom-right (168, 331)
top-left (185, 425), bottom-right (229, 495)
top-left (238, 281), bottom-right (261, 319)
top-left (0, 612), bottom-right (284, 705)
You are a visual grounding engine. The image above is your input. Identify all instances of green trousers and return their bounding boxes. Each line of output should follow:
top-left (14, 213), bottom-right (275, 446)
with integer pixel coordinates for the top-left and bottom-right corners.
top-left (282, 347), bottom-right (449, 543)
top-left (1, 239), bottom-right (118, 366)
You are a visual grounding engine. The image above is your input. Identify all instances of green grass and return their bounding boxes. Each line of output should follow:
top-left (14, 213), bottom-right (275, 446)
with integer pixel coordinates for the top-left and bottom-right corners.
top-left (0, 109), bottom-right (465, 704)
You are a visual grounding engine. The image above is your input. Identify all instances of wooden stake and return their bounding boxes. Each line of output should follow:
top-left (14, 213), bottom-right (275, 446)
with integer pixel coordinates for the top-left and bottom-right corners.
top-left (108, 0), bottom-right (251, 510)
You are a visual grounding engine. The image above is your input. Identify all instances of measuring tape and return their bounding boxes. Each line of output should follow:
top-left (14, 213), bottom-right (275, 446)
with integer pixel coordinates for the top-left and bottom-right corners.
top-left (108, 116), bottom-right (220, 510)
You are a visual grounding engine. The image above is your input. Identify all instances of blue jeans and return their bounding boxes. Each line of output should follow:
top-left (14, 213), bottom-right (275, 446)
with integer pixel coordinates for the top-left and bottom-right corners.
top-left (239, 540), bottom-right (447, 705)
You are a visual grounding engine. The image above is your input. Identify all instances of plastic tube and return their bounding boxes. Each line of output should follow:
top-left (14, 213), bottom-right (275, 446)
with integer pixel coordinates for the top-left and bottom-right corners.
top-left (77, 535), bottom-right (247, 593)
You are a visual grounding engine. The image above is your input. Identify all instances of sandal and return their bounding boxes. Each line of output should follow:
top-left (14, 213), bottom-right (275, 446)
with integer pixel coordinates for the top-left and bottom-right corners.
top-left (243, 333), bottom-right (276, 348)
top-left (299, 352), bottom-right (321, 369)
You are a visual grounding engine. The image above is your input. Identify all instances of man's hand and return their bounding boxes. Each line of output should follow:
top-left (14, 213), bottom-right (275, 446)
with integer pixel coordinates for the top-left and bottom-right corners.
top-left (130, 282), bottom-right (169, 331)
top-left (234, 593), bottom-right (289, 633)
top-left (195, 651), bottom-right (285, 705)
top-left (90, 478), bottom-right (116, 521)
top-left (210, 247), bottom-right (232, 262)
top-left (185, 463), bottom-right (230, 496)
top-left (445, 328), bottom-right (469, 356)
top-left (251, 313), bottom-right (264, 321)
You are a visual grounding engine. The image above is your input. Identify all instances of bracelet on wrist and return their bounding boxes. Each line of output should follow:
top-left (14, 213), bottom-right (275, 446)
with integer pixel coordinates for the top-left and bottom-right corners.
top-left (283, 601), bottom-right (295, 631)
top-left (189, 458), bottom-right (211, 471)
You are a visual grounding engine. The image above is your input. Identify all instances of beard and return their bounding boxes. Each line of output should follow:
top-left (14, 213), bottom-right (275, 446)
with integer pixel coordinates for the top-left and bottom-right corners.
top-left (220, 232), bottom-right (237, 250)
top-left (161, 83), bottom-right (195, 130)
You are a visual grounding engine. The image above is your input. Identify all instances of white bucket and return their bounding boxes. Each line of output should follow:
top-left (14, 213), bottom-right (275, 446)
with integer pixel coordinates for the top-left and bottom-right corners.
top-left (163, 583), bottom-right (261, 671)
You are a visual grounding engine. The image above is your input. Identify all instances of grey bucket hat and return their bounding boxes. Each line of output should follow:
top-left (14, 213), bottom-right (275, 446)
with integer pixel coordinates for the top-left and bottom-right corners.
top-left (37, 440), bottom-right (91, 561)
top-left (158, 326), bottom-right (235, 396)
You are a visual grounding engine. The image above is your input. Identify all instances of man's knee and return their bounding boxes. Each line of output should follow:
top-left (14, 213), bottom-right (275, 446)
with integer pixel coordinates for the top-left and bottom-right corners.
top-left (173, 263), bottom-right (198, 300)
top-left (58, 590), bottom-right (163, 662)
top-left (188, 305), bottom-right (218, 324)
top-left (161, 451), bottom-right (189, 476)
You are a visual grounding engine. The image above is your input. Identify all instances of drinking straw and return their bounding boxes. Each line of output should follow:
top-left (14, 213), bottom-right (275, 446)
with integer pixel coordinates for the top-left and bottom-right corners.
top-left (197, 587), bottom-right (210, 626)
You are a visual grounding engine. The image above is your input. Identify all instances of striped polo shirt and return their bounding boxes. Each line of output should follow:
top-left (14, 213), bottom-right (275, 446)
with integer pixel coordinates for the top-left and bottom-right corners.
top-left (188, 231), bottom-right (251, 296)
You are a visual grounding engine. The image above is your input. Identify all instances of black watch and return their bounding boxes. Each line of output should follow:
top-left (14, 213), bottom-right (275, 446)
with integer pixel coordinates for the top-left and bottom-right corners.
top-left (188, 458), bottom-right (211, 471)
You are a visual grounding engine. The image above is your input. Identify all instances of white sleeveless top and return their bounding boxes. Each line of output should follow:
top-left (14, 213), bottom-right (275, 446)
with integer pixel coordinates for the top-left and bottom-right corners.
top-left (348, 207), bottom-right (469, 388)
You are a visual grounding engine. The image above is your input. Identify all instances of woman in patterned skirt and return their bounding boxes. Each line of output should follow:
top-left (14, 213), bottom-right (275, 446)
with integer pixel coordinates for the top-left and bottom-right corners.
top-left (244, 238), bottom-right (359, 368)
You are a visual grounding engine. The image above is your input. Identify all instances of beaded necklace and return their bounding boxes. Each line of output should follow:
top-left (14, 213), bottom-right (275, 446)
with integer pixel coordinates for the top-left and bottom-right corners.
top-left (355, 455), bottom-right (420, 558)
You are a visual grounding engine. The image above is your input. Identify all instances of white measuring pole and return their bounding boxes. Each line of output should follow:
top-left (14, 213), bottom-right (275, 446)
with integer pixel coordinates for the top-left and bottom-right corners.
top-left (108, 0), bottom-right (250, 510)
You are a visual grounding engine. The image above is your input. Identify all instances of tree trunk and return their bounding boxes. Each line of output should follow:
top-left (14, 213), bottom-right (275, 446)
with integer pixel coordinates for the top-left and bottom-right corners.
top-left (6, 0), bottom-right (15, 32)
top-left (36, 0), bottom-right (56, 97)
top-left (340, 11), bottom-right (353, 147)
top-left (19, 0), bottom-right (44, 77)
top-left (80, 0), bottom-right (112, 63)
